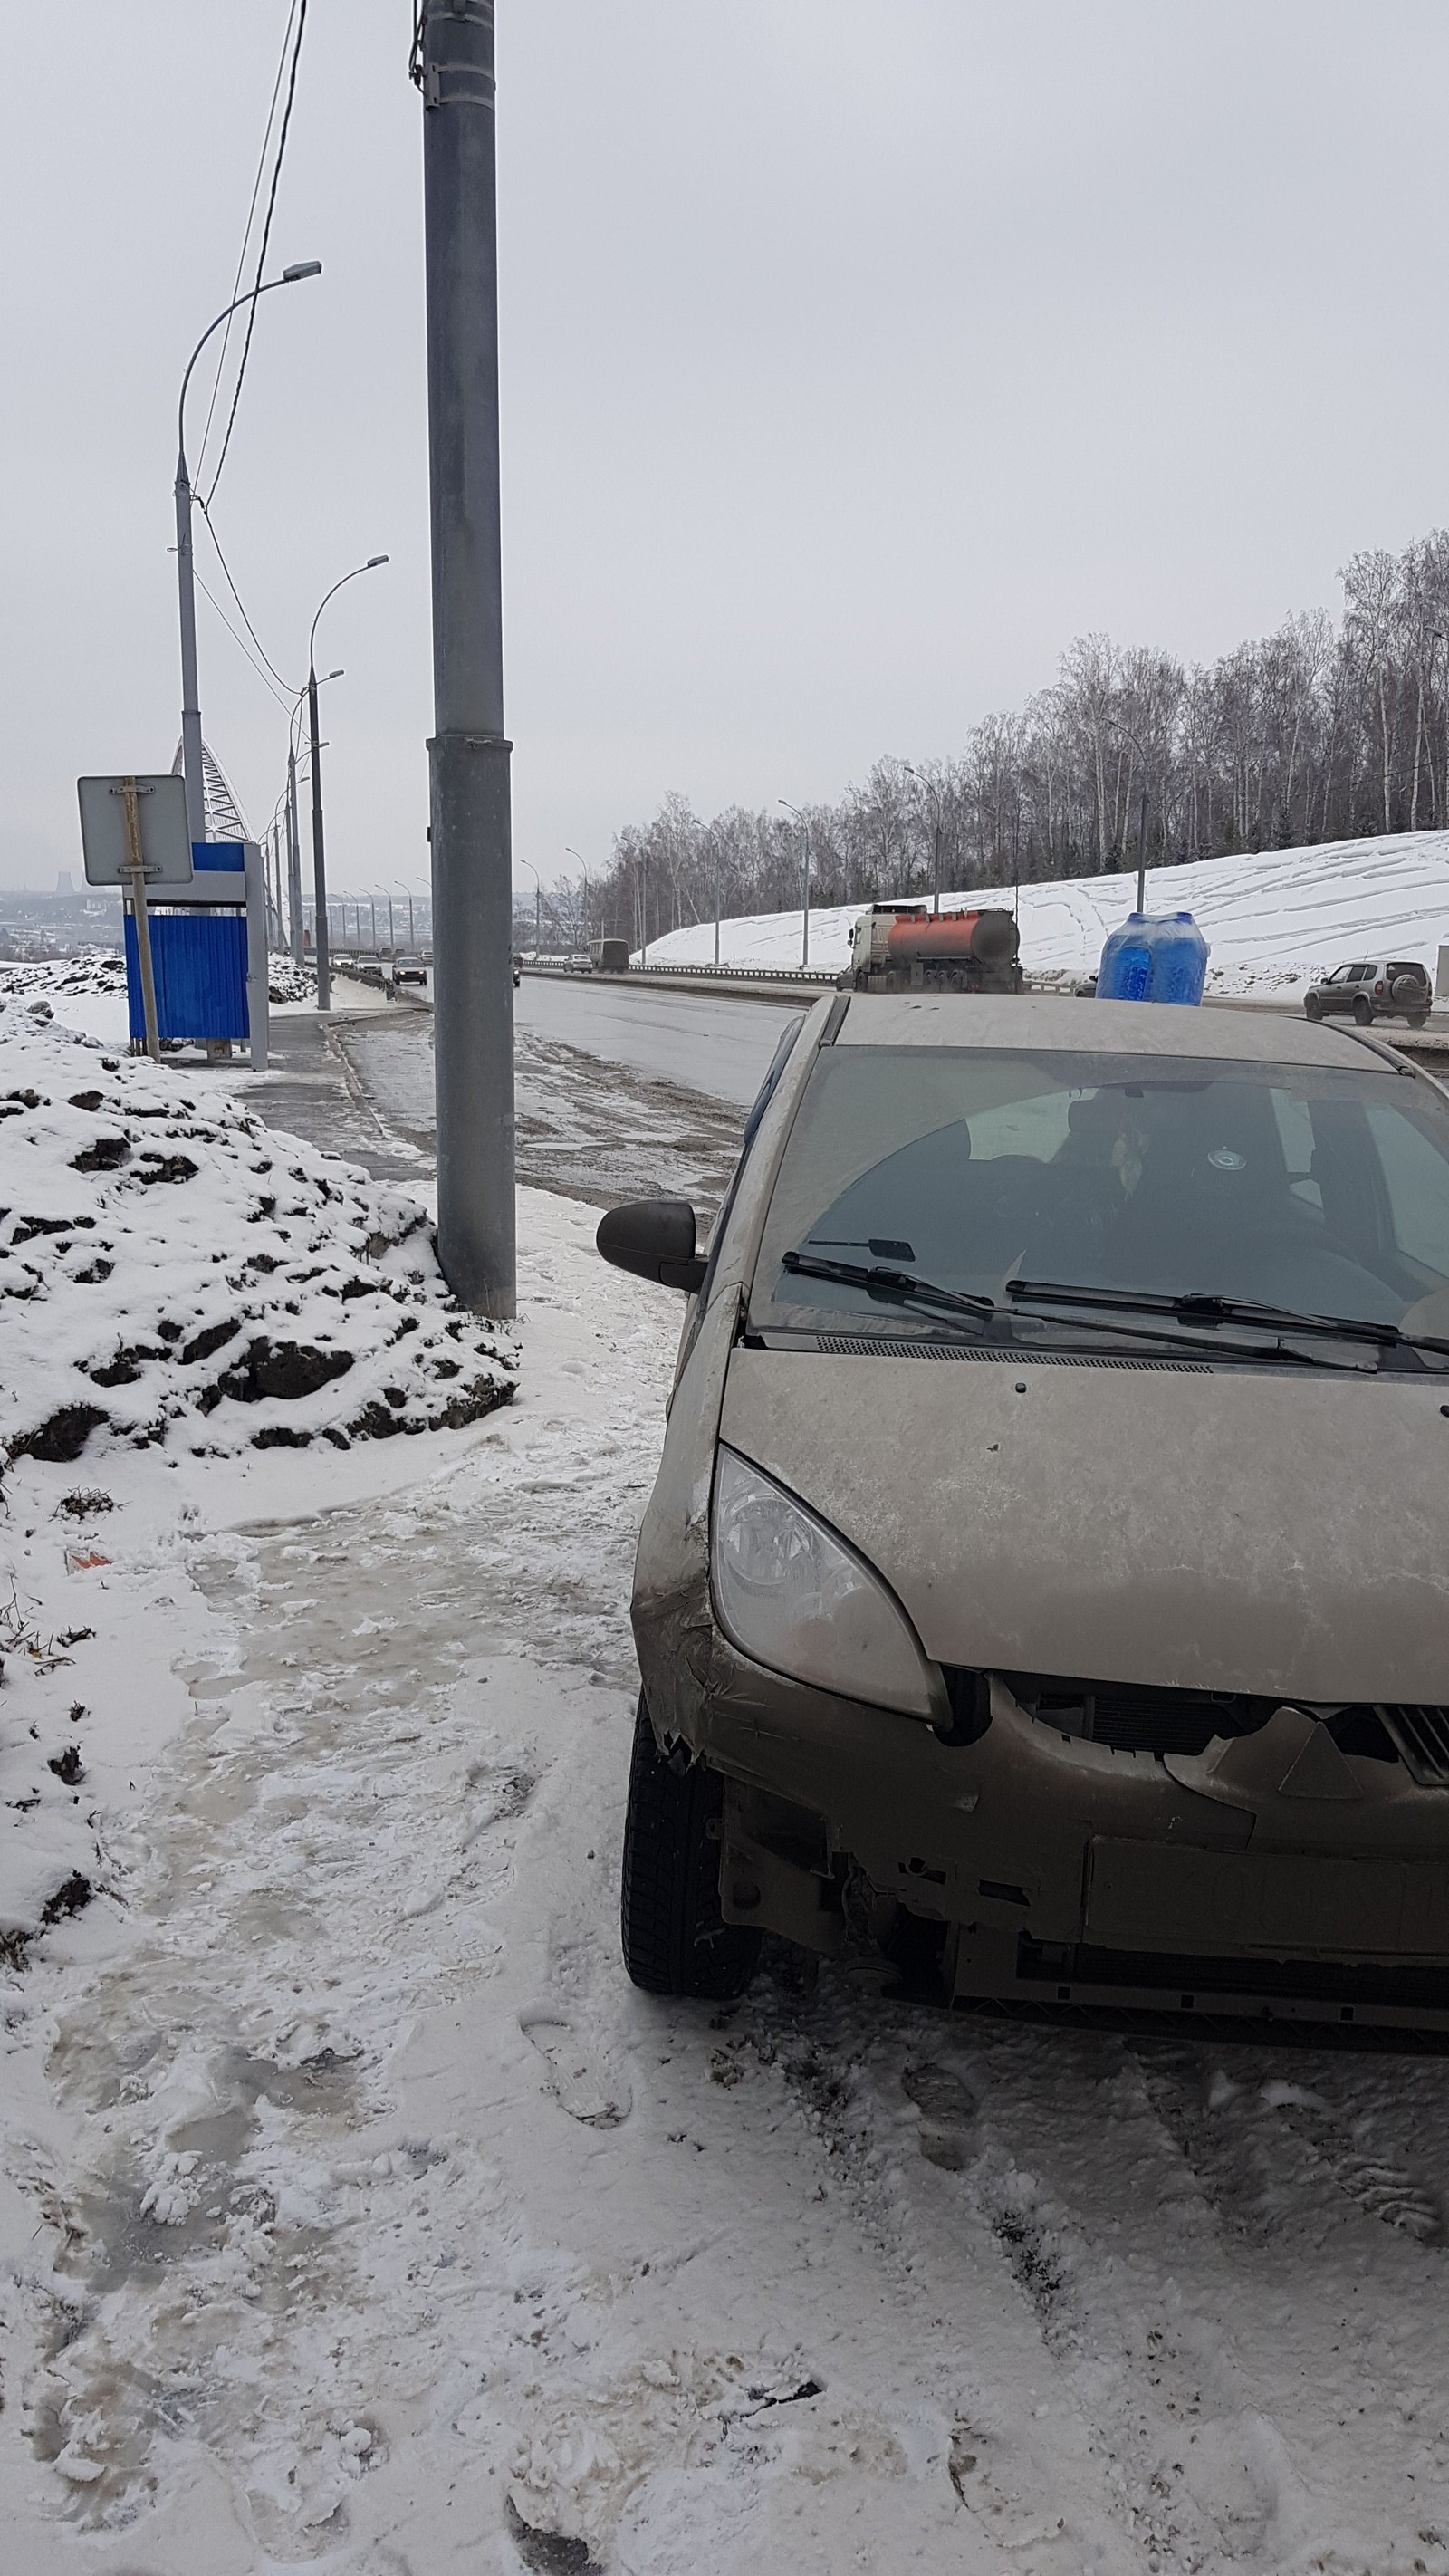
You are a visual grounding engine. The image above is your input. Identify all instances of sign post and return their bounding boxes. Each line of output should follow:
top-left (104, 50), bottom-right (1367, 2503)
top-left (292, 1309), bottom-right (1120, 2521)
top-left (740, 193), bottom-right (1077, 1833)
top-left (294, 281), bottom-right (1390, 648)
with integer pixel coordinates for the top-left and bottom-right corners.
top-left (119, 775), bottom-right (161, 1062)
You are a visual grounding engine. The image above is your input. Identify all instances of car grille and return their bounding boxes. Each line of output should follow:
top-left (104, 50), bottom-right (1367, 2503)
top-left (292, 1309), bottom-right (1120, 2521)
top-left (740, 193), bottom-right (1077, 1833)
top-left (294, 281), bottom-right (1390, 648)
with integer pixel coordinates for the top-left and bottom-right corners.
top-left (1376, 1706), bottom-right (1449, 1787)
top-left (999, 1672), bottom-right (1279, 1756)
top-left (984, 1672), bottom-right (1412, 1764)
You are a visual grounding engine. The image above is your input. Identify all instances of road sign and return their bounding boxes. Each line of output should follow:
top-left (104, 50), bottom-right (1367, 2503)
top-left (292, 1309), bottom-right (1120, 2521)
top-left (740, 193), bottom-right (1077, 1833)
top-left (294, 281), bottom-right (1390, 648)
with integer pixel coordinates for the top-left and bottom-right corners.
top-left (77, 774), bottom-right (193, 886)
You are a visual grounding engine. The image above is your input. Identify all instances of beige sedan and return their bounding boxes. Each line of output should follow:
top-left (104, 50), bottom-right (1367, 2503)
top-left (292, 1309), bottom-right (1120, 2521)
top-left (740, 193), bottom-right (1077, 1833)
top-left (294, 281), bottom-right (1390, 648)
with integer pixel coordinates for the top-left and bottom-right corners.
top-left (599, 995), bottom-right (1449, 2032)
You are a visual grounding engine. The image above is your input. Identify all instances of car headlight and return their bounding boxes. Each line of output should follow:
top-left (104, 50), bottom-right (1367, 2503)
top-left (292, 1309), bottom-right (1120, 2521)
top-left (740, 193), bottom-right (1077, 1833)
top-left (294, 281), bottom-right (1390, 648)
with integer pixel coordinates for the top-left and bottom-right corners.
top-left (710, 1445), bottom-right (937, 1720)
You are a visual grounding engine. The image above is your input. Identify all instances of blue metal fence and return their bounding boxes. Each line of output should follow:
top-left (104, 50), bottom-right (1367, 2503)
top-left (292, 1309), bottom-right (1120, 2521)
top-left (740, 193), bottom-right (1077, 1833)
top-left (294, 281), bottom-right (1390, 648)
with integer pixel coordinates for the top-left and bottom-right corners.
top-left (126, 911), bottom-right (249, 1043)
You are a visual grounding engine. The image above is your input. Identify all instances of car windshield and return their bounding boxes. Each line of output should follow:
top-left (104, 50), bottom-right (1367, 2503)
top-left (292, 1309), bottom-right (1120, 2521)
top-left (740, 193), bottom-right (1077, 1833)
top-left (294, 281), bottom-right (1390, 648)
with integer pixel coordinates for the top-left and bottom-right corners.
top-left (750, 1045), bottom-right (1449, 1349)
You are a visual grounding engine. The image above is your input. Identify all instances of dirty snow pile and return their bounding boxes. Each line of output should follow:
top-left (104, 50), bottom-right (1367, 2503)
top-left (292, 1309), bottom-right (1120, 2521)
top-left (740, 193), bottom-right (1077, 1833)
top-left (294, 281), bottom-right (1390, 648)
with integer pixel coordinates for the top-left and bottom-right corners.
top-left (265, 956), bottom-right (316, 1004)
top-left (0, 949), bottom-right (125, 1003)
top-left (0, 998), bottom-right (516, 1467)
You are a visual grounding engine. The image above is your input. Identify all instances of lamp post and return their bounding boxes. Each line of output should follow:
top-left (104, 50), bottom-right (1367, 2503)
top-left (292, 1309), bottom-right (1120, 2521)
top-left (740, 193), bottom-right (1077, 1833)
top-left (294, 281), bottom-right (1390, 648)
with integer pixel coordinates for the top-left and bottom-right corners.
top-left (902, 764), bottom-right (945, 917)
top-left (306, 556), bottom-right (388, 1009)
top-left (565, 846), bottom-right (588, 955)
top-left (288, 669), bottom-right (340, 967)
top-left (520, 857), bottom-right (542, 957)
top-left (175, 262), bottom-right (322, 849)
top-left (778, 799), bottom-right (811, 966)
top-left (394, 879), bottom-right (415, 951)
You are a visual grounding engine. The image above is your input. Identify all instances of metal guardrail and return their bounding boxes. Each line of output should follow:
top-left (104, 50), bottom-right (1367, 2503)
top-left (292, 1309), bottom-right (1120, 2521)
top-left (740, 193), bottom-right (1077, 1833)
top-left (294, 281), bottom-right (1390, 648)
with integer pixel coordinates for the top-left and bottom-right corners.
top-left (522, 957), bottom-right (838, 988)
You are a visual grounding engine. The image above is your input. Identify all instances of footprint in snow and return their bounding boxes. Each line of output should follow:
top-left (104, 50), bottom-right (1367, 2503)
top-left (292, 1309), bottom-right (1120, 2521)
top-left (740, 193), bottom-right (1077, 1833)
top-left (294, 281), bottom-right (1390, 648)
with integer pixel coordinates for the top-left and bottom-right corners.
top-left (519, 2008), bottom-right (631, 2129)
top-left (902, 2061), bottom-right (978, 2171)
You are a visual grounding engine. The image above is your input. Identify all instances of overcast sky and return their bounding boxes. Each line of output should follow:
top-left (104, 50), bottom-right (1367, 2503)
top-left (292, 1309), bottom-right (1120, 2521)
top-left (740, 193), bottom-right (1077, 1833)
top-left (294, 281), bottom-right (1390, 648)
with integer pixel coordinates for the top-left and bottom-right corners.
top-left (4, 0), bottom-right (1448, 897)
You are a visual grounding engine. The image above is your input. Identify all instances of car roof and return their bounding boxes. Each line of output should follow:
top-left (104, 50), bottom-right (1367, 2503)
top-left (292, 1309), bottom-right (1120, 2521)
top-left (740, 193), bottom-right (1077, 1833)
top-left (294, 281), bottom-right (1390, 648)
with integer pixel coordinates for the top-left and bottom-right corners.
top-left (833, 991), bottom-right (1402, 1071)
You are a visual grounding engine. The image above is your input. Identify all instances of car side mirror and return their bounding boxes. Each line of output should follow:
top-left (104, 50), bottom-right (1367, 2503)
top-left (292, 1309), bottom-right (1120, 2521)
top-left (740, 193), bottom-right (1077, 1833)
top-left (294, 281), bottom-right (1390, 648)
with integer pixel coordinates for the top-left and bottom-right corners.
top-left (596, 1198), bottom-right (707, 1293)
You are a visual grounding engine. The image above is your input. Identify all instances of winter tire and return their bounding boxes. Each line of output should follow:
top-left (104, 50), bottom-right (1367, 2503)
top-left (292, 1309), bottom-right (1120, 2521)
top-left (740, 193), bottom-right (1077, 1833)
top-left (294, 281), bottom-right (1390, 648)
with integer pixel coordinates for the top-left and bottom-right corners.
top-left (1408, 1012), bottom-right (1429, 1029)
top-left (1303, 992), bottom-right (1322, 1021)
top-left (620, 1691), bottom-right (763, 1999)
top-left (1352, 995), bottom-right (1373, 1025)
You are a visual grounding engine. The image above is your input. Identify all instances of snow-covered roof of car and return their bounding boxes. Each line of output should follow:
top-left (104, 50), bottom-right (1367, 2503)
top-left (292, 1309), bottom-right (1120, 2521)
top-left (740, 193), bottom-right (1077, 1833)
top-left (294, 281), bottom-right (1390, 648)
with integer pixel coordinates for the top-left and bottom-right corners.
top-left (834, 991), bottom-right (1403, 1070)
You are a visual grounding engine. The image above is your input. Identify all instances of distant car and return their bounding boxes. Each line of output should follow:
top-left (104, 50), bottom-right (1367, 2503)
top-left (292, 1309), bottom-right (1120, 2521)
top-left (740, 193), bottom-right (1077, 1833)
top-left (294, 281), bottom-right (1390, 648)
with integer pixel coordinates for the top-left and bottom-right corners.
top-left (354, 953), bottom-right (385, 987)
top-left (1304, 959), bottom-right (1431, 1028)
top-left (390, 956), bottom-right (428, 987)
top-left (599, 992), bottom-right (1449, 2031)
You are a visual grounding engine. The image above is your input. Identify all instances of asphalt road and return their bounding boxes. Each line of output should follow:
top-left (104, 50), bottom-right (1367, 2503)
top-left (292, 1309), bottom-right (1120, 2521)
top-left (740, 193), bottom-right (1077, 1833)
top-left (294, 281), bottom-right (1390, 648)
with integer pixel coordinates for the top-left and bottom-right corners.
top-left (514, 973), bottom-right (805, 1106)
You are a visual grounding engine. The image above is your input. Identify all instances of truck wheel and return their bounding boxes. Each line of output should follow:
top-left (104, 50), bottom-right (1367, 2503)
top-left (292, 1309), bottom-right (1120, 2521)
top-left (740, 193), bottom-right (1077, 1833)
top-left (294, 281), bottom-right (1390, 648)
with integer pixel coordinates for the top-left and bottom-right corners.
top-left (620, 1693), bottom-right (762, 1999)
top-left (1352, 995), bottom-right (1374, 1025)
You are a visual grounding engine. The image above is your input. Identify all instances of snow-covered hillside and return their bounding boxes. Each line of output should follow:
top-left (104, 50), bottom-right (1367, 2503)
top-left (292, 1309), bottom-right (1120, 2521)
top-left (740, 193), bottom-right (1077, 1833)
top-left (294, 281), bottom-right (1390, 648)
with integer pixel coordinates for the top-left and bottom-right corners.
top-left (642, 827), bottom-right (1449, 995)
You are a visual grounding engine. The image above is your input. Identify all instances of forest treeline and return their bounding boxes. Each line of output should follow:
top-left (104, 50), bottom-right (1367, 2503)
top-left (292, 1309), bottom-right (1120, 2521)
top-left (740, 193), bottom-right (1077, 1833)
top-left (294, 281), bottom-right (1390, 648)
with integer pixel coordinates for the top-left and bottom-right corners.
top-left (524, 530), bottom-right (1449, 951)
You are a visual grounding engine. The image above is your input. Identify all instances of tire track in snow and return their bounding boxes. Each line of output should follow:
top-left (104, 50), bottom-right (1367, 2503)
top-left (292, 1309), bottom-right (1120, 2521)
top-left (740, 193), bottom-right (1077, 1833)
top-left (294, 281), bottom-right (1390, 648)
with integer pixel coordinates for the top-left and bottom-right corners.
top-left (936, 2023), bottom-right (1449, 2573)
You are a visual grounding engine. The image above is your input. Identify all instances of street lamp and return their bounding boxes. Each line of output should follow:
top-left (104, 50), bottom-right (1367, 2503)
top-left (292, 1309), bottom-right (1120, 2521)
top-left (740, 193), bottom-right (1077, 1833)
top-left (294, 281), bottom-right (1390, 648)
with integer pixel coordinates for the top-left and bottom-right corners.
top-left (287, 669), bottom-right (340, 966)
top-left (902, 764), bottom-right (945, 917)
top-left (175, 261), bottom-right (322, 849)
top-left (394, 879), bottom-right (416, 951)
top-left (778, 799), bottom-right (811, 967)
top-left (519, 857), bottom-right (542, 958)
top-left (565, 846), bottom-right (588, 954)
top-left (306, 555), bottom-right (389, 1010)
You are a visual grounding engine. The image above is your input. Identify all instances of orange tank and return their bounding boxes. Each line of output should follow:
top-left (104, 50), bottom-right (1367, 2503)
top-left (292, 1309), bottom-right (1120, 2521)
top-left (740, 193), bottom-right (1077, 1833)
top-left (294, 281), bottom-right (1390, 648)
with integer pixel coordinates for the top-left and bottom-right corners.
top-left (884, 907), bottom-right (1020, 968)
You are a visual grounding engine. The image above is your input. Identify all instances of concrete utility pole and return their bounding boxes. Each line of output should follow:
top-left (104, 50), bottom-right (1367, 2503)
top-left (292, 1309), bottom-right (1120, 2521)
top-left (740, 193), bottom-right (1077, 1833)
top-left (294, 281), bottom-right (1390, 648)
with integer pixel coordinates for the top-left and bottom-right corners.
top-left (417, 0), bottom-right (515, 1316)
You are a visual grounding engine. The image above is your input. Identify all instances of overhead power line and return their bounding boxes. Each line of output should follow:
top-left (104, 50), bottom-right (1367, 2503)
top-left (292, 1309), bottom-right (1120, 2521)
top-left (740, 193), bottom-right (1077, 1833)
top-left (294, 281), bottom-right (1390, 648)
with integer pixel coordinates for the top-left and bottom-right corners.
top-left (196, 0), bottom-right (300, 483)
top-left (193, 492), bottom-right (296, 693)
top-left (206, 0), bottom-right (310, 507)
top-left (190, 565), bottom-right (293, 714)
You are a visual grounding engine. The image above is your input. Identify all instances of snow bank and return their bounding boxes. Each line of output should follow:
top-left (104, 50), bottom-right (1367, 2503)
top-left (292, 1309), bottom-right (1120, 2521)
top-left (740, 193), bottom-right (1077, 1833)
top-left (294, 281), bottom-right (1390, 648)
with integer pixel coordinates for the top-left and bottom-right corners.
top-left (641, 825), bottom-right (1449, 995)
top-left (0, 947), bottom-right (315, 1014)
top-left (0, 999), bottom-right (516, 1469)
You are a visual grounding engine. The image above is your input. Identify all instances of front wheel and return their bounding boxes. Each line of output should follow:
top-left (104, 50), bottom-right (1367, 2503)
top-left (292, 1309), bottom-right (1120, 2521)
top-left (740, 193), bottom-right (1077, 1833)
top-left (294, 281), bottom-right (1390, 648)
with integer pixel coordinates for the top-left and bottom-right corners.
top-left (1352, 995), bottom-right (1374, 1025)
top-left (1303, 991), bottom-right (1322, 1021)
top-left (620, 1693), bottom-right (762, 1999)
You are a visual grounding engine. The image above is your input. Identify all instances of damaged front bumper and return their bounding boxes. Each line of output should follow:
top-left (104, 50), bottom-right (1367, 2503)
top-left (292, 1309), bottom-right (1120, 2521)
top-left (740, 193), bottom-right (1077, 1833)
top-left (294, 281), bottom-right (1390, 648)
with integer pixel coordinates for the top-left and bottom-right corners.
top-left (635, 1581), bottom-right (1449, 2031)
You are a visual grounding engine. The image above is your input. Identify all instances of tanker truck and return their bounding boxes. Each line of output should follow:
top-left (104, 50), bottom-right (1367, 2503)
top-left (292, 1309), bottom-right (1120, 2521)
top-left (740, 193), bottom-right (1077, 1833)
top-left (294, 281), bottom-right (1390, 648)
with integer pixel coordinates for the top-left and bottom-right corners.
top-left (844, 901), bottom-right (1023, 995)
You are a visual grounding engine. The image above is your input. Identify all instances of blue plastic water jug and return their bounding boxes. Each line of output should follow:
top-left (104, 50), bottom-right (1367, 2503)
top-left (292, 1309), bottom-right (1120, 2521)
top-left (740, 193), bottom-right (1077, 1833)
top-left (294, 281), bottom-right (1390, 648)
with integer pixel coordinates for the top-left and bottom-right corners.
top-left (1096, 910), bottom-right (1209, 1006)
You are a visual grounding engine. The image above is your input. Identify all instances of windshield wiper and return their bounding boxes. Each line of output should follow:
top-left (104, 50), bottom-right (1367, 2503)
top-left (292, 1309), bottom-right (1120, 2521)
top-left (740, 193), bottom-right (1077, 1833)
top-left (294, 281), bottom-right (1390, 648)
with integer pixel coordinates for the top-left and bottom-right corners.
top-left (1007, 1277), bottom-right (1435, 1354)
top-left (778, 1254), bottom-right (1350, 1367)
top-left (781, 1249), bottom-right (995, 1325)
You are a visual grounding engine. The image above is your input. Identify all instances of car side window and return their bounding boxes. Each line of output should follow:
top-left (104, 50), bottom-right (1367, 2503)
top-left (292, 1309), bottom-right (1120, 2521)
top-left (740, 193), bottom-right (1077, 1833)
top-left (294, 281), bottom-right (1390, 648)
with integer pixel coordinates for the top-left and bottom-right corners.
top-left (1363, 1102), bottom-right (1449, 1279)
top-left (696, 1014), bottom-right (807, 1311)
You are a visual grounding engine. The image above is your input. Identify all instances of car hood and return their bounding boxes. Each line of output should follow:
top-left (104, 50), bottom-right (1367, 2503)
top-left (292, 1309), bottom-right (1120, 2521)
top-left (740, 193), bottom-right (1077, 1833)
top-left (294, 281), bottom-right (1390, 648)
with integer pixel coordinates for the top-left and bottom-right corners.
top-left (718, 1348), bottom-right (1449, 1703)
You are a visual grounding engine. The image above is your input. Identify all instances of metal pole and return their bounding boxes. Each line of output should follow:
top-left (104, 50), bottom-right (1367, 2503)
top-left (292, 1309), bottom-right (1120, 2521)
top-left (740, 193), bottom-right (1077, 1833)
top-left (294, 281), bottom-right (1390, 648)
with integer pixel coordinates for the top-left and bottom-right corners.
top-left (1137, 783), bottom-right (1148, 916)
top-left (308, 667), bottom-right (331, 1008)
top-left (419, 0), bottom-right (514, 1315)
top-left (174, 452), bottom-right (205, 851)
top-left (778, 798), bottom-right (809, 966)
top-left (934, 812), bottom-right (942, 918)
top-left (802, 822), bottom-right (810, 967)
top-left (286, 740), bottom-right (304, 962)
top-left (714, 839), bottom-right (721, 969)
top-left (120, 774), bottom-right (160, 1061)
top-left (173, 265), bottom-right (321, 854)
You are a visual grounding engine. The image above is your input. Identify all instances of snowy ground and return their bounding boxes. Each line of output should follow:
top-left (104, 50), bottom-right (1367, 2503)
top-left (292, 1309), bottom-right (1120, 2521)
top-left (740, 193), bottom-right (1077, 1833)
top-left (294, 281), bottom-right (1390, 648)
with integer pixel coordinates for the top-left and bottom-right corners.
top-left (7, 994), bottom-right (1449, 2571)
top-left (642, 826), bottom-right (1449, 997)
